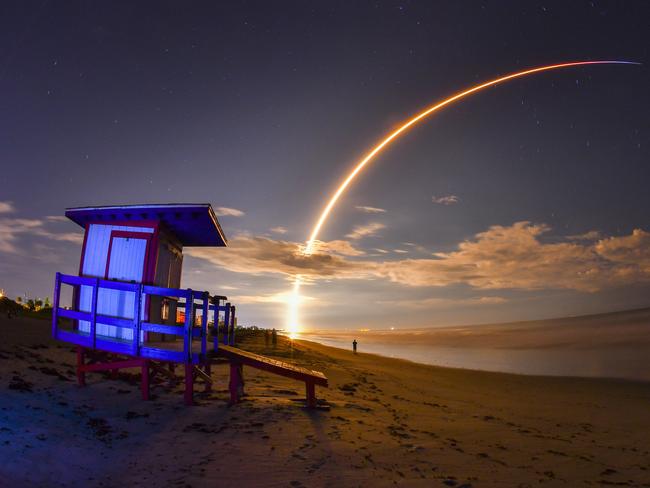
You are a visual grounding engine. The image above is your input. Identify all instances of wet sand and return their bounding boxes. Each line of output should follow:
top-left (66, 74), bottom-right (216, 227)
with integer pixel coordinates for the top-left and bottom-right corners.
top-left (1, 315), bottom-right (649, 487)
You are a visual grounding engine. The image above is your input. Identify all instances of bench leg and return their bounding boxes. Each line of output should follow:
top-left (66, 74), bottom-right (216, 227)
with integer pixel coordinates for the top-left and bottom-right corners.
top-left (229, 363), bottom-right (244, 404)
top-left (76, 346), bottom-right (86, 387)
top-left (204, 363), bottom-right (212, 393)
top-left (141, 360), bottom-right (150, 400)
top-left (306, 382), bottom-right (316, 409)
top-left (184, 363), bottom-right (194, 406)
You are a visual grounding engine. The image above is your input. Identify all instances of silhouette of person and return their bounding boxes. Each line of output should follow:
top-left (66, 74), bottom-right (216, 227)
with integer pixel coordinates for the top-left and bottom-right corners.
top-left (353, 339), bottom-right (357, 353)
top-left (272, 328), bottom-right (277, 347)
top-left (264, 329), bottom-right (270, 347)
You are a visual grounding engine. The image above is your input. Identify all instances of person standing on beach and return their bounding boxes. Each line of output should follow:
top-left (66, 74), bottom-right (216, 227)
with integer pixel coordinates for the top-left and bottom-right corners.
top-left (264, 329), bottom-right (270, 348)
top-left (271, 328), bottom-right (277, 347)
top-left (352, 339), bottom-right (357, 353)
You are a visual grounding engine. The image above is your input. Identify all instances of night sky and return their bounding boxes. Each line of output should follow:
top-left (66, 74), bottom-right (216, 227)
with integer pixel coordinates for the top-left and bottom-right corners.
top-left (1, 1), bottom-right (648, 330)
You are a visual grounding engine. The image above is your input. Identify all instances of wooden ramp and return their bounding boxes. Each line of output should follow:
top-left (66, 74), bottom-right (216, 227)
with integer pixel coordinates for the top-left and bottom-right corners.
top-left (215, 345), bottom-right (328, 408)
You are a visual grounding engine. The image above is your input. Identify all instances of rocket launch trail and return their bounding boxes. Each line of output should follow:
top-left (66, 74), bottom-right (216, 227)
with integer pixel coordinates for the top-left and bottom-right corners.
top-left (288, 60), bottom-right (639, 335)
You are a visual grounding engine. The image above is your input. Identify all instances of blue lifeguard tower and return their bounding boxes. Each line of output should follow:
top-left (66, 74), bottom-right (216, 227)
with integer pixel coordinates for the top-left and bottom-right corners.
top-left (52, 203), bottom-right (327, 406)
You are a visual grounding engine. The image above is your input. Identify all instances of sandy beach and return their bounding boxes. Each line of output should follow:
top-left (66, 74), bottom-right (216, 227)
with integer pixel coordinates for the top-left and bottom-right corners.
top-left (1, 315), bottom-right (649, 487)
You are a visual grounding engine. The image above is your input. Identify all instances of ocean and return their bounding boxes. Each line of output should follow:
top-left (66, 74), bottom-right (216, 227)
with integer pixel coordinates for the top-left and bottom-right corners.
top-left (300, 308), bottom-right (650, 382)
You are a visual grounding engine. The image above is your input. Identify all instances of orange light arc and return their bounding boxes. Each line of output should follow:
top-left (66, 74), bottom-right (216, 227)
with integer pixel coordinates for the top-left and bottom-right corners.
top-left (288, 60), bottom-right (639, 335)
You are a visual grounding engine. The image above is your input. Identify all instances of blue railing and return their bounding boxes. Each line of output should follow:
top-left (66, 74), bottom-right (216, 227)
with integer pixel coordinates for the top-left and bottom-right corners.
top-left (52, 273), bottom-right (236, 364)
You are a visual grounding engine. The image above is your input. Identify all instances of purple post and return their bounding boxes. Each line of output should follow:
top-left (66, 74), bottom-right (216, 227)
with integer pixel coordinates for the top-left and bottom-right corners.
top-left (223, 303), bottom-right (231, 346)
top-left (201, 292), bottom-right (208, 357)
top-left (229, 305), bottom-right (236, 346)
top-left (52, 273), bottom-right (61, 338)
top-left (90, 278), bottom-right (99, 350)
top-left (183, 290), bottom-right (193, 363)
top-left (133, 283), bottom-right (143, 355)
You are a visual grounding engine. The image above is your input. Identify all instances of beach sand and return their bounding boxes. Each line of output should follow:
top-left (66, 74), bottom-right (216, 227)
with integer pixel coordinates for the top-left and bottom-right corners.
top-left (1, 315), bottom-right (649, 487)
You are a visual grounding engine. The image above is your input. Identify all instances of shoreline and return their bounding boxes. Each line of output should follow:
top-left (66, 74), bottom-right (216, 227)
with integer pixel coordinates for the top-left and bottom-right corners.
top-left (297, 333), bottom-right (650, 383)
top-left (2, 315), bottom-right (650, 486)
top-left (295, 336), bottom-right (650, 386)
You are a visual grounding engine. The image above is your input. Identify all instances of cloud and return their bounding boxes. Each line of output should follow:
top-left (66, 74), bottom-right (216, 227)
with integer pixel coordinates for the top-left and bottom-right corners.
top-left (269, 226), bottom-right (288, 234)
top-left (0, 217), bottom-right (83, 253)
top-left (393, 249), bottom-right (409, 254)
top-left (187, 222), bottom-right (650, 294)
top-left (45, 215), bottom-right (69, 222)
top-left (375, 222), bottom-right (650, 292)
top-left (233, 292), bottom-right (318, 305)
top-left (432, 195), bottom-right (459, 205)
top-left (378, 295), bottom-right (508, 309)
top-left (355, 205), bottom-right (386, 214)
top-left (567, 230), bottom-right (602, 241)
top-left (345, 222), bottom-right (385, 240)
top-left (310, 239), bottom-right (365, 256)
top-left (215, 207), bottom-right (245, 217)
top-left (186, 235), bottom-right (366, 279)
top-left (0, 201), bottom-right (15, 214)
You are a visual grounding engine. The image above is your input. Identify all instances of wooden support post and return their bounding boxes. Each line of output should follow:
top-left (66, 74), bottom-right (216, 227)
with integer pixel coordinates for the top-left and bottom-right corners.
top-left (229, 362), bottom-right (244, 405)
top-left (306, 382), bottom-right (316, 409)
top-left (204, 363), bottom-right (212, 393)
top-left (76, 346), bottom-right (86, 386)
top-left (133, 283), bottom-right (143, 356)
top-left (52, 273), bottom-right (61, 338)
top-left (141, 360), bottom-right (150, 400)
top-left (229, 306), bottom-right (236, 346)
top-left (184, 291), bottom-right (193, 363)
top-left (90, 278), bottom-right (99, 349)
top-left (212, 304), bottom-right (219, 352)
top-left (201, 293), bottom-right (208, 357)
top-left (223, 303), bottom-right (231, 345)
top-left (184, 363), bottom-right (194, 406)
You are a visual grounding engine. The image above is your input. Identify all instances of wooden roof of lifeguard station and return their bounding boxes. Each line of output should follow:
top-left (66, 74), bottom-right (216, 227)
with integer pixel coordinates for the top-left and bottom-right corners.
top-left (65, 203), bottom-right (227, 247)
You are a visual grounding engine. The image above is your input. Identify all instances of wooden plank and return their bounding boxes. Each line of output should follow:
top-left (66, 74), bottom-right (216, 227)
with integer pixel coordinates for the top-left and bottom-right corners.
top-left (60, 274), bottom-right (95, 286)
top-left (97, 279), bottom-right (139, 292)
top-left (58, 308), bottom-right (92, 322)
top-left (59, 309), bottom-right (134, 330)
top-left (216, 346), bottom-right (328, 386)
top-left (94, 337), bottom-right (135, 355)
top-left (95, 315), bottom-right (135, 329)
top-left (143, 284), bottom-right (191, 299)
top-left (141, 322), bottom-right (185, 336)
top-left (57, 330), bottom-right (92, 348)
top-left (139, 346), bottom-right (185, 363)
top-left (193, 365), bottom-right (213, 384)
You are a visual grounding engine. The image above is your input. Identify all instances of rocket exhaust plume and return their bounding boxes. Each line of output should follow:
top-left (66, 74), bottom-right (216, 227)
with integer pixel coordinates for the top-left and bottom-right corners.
top-left (287, 60), bottom-right (639, 335)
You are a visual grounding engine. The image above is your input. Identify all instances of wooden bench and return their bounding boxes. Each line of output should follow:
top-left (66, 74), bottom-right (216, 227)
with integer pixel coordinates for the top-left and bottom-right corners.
top-left (215, 345), bottom-right (328, 408)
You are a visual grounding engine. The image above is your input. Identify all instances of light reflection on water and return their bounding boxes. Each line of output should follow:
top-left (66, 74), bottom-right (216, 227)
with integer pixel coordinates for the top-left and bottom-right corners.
top-left (303, 334), bottom-right (650, 382)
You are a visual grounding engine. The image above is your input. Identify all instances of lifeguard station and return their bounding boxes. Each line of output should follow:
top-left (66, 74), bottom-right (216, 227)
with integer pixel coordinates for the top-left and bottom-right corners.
top-left (52, 204), bottom-right (327, 406)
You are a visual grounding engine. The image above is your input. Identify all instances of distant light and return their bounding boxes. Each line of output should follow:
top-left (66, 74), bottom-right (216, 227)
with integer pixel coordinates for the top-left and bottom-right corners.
top-left (390, 327), bottom-right (395, 331)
